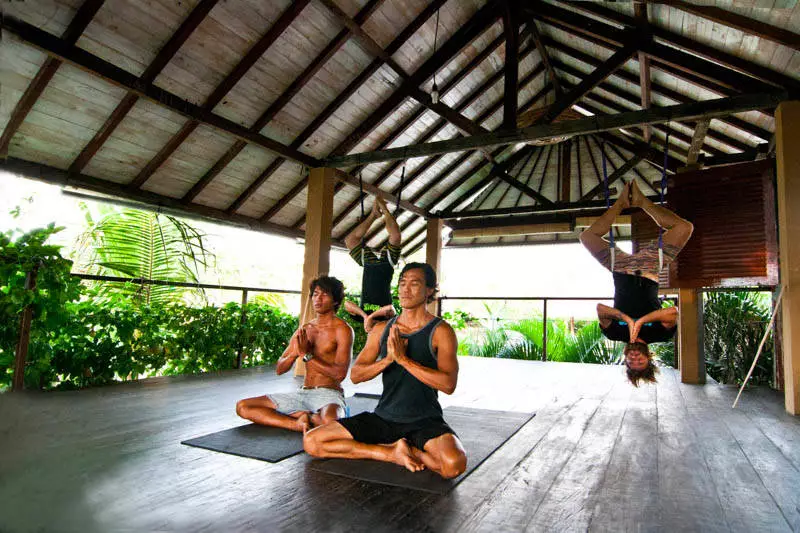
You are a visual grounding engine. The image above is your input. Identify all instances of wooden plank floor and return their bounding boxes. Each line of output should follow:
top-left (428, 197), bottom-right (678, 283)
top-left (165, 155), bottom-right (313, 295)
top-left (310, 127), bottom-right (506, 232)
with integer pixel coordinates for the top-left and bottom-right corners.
top-left (1, 357), bottom-right (798, 532)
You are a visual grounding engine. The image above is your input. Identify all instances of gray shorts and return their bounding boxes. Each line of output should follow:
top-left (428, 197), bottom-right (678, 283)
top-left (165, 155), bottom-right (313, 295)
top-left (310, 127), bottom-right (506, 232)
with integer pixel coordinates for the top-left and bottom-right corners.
top-left (268, 388), bottom-right (346, 415)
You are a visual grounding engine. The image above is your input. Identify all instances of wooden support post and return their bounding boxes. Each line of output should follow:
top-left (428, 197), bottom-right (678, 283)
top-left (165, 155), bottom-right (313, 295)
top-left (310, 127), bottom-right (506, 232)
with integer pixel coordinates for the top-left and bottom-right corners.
top-left (775, 100), bottom-right (800, 414)
top-left (425, 218), bottom-right (443, 315)
top-left (236, 289), bottom-right (248, 370)
top-left (295, 167), bottom-right (336, 376)
top-left (678, 288), bottom-right (705, 384)
top-left (12, 268), bottom-right (38, 392)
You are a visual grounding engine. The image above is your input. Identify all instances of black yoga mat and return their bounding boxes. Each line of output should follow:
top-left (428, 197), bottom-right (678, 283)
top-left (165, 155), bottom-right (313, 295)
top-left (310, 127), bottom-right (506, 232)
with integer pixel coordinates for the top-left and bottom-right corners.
top-left (309, 406), bottom-right (535, 494)
top-left (181, 395), bottom-right (379, 463)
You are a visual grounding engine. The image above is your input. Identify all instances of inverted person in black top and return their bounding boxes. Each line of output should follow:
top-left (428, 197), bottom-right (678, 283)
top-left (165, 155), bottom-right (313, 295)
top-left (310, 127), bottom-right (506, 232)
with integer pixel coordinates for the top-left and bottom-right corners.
top-left (304, 263), bottom-right (467, 479)
top-left (343, 197), bottom-right (401, 332)
top-left (580, 181), bottom-right (693, 386)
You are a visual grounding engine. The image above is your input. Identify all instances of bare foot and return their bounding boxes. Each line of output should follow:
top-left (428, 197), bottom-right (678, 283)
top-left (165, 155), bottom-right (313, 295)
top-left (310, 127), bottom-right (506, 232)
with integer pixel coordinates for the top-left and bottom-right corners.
top-left (391, 439), bottom-right (425, 472)
top-left (295, 412), bottom-right (311, 433)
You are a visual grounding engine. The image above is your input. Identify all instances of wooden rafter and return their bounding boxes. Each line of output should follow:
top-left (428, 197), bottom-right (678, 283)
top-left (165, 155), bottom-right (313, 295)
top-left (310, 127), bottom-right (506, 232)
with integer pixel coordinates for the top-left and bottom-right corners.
top-left (555, 58), bottom-right (753, 153)
top-left (542, 37), bottom-right (772, 142)
top-left (502, 0), bottom-right (519, 129)
top-left (69, 0), bottom-right (219, 174)
top-left (556, 1), bottom-right (800, 95)
top-left (126, 0), bottom-right (311, 190)
top-left (668, 0), bottom-right (800, 52)
top-left (1, 15), bottom-right (319, 168)
top-left (635, 2), bottom-right (651, 142)
top-left (527, 2), bottom-right (789, 97)
top-left (325, 49), bottom-right (544, 236)
top-left (580, 154), bottom-right (643, 201)
top-left (525, 16), bottom-right (561, 96)
top-left (318, 0), bottom-right (489, 138)
top-left (442, 197), bottom-right (657, 221)
top-left (214, 0), bottom-right (399, 212)
top-left (0, 0), bottom-right (105, 157)
top-left (687, 119), bottom-right (711, 166)
top-left (323, 91), bottom-right (784, 167)
top-left (261, 0), bottom-right (503, 222)
top-left (0, 158), bottom-right (334, 243)
top-left (353, 80), bottom-right (555, 245)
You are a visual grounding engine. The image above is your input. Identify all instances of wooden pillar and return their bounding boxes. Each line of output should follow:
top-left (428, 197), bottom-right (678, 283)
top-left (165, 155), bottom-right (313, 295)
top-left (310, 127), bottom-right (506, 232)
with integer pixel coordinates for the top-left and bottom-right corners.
top-left (295, 167), bottom-right (335, 376)
top-left (12, 268), bottom-right (38, 391)
top-left (775, 100), bottom-right (800, 414)
top-left (678, 288), bottom-right (705, 384)
top-left (425, 217), bottom-right (443, 315)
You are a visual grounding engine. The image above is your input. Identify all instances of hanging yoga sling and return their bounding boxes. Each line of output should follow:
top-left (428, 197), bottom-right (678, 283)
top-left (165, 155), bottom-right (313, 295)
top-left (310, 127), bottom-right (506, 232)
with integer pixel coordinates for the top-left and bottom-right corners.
top-left (657, 132), bottom-right (671, 272)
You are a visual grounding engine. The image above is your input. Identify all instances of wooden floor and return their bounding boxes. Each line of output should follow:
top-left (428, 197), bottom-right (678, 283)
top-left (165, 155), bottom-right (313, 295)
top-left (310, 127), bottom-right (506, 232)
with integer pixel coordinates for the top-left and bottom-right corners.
top-left (1, 357), bottom-right (799, 532)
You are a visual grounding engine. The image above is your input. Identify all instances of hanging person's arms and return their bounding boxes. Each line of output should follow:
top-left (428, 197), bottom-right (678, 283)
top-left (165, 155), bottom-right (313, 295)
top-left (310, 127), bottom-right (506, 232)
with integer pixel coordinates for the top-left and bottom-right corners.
top-left (375, 197), bottom-right (401, 247)
top-left (364, 304), bottom-right (397, 333)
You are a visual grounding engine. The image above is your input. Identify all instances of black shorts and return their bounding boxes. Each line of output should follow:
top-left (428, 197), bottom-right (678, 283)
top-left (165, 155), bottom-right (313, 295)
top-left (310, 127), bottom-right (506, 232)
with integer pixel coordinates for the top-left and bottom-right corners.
top-left (337, 411), bottom-right (456, 451)
top-left (601, 320), bottom-right (677, 344)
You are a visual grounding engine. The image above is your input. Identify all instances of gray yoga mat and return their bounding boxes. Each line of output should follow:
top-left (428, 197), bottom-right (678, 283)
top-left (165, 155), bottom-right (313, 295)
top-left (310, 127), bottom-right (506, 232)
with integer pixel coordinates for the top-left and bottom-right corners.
top-left (181, 395), bottom-right (379, 463)
top-left (309, 406), bottom-right (535, 494)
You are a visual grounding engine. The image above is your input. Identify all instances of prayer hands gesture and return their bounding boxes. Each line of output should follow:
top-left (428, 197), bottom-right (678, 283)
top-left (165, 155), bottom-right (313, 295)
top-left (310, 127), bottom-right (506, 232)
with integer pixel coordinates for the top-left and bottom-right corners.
top-left (629, 318), bottom-right (646, 344)
top-left (386, 324), bottom-right (407, 365)
top-left (294, 325), bottom-right (312, 356)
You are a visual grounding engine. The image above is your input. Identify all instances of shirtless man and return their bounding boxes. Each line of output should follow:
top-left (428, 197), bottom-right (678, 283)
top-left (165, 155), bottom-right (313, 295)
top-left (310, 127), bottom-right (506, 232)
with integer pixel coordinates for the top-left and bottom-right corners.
top-left (236, 276), bottom-right (354, 432)
top-left (303, 263), bottom-right (467, 479)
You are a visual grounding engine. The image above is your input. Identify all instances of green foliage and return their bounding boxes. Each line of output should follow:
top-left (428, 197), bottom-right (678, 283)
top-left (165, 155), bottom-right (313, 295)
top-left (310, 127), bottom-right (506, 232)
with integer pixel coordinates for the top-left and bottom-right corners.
top-left (704, 291), bottom-right (773, 385)
top-left (1, 223), bottom-right (298, 390)
top-left (0, 224), bottom-right (82, 389)
top-left (442, 309), bottom-right (478, 331)
top-left (73, 208), bottom-right (213, 305)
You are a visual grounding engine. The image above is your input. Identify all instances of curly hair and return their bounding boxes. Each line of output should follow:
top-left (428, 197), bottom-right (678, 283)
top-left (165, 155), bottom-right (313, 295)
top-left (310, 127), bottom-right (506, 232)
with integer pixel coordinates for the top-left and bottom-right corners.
top-left (624, 342), bottom-right (659, 387)
top-left (309, 276), bottom-right (345, 311)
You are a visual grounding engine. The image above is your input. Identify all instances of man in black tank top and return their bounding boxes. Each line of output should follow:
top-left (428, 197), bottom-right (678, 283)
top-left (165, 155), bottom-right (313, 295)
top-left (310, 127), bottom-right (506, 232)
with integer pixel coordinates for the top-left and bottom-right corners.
top-left (304, 263), bottom-right (467, 479)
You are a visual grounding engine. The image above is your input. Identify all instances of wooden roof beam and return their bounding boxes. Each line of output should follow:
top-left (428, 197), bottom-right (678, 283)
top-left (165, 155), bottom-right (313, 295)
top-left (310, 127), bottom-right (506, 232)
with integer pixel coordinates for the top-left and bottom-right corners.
top-left (69, 0), bottom-right (220, 175)
top-left (323, 91), bottom-right (785, 167)
top-left (183, 0), bottom-right (386, 205)
top-left (325, 54), bottom-right (544, 235)
top-left (525, 16), bottom-right (561, 96)
top-left (635, 2), bottom-right (651, 142)
top-left (258, 0), bottom-right (499, 222)
top-left (557, 1), bottom-right (800, 96)
top-left (658, 0), bottom-right (800, 53)
top-left (0, 158), bottom-right (332, 243)
top-left (0, 0), bottom-right (105, 157)
top-left (554, 43), bottom-right (769, 150)
top-left (442, 197), bottom-right (658, 221)
top-left (126, 0), bottom-right (311, 190)
top-left (1, 16), bottom-right (319, 168)
top-left (331, 169), bottom-right (427, 218)
top-left (502, 0), bottom-right (520, 129)
top-left (687, 119), bottom-right (711, 166)
top-left (226, 0), bottom-right (441, 216)
top-left (352, 80), bottom-right (554, 245)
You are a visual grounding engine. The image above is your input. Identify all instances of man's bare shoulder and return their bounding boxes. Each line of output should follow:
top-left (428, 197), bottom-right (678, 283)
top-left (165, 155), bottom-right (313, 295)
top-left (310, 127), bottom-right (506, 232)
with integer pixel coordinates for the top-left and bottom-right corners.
top-left (433, 318), bottom-right (456, 338)
top-left (332, 315), bottom-right (354, 334)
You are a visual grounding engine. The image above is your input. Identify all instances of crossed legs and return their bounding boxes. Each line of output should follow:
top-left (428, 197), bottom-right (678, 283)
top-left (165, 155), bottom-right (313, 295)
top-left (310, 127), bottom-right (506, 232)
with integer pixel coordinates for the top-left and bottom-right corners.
top-left (303, 422), bottom-right (468, 479)
top-left (235, 395), bottom-right (342, 433)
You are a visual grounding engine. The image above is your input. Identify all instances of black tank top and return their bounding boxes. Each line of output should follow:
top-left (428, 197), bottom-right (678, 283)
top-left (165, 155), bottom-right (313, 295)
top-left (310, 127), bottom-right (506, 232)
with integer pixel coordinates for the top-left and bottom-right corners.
top-left (374, 316), bottom-right (444, 423)
top-left (613, 271), bottom-right (661, 319)
top-left (361, 260), bottom-right (394, 307)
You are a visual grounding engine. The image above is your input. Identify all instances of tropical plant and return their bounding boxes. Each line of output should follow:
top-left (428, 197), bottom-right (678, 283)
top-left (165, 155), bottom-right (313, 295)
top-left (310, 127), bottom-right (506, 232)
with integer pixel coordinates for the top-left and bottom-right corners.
top-left (0, 223), bottom-right (83, 390)
top-left (73, 206), bottom-right (213, 305)
top-left (704, 291), bottom-right (773, 385)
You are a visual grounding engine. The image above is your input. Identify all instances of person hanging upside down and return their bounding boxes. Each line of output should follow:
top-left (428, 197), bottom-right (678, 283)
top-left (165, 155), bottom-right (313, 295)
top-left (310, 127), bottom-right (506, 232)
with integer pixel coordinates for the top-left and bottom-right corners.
top-left (580, 180), bottom-right (693, 386)
top-left (303, 263), bottom-right (467, 479)
top-left (344, 196), bottom-right (401, 333)
top-left (236, 276), bottom-right (354, 432)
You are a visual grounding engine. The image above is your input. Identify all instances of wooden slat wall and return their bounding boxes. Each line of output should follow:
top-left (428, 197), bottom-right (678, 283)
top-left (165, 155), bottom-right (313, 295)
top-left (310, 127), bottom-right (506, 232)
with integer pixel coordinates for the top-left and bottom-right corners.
top-left (663, 160), bottom-right (778, 288)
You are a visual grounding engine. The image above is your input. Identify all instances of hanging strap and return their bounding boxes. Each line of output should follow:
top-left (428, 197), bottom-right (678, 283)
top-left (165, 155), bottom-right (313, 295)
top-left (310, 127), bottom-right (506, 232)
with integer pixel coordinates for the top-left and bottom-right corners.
top-left (601, 140), bottom-right (615, 272)
top-left (658, 132), bottom-right (671, 272)
top-left (395, 162), bottom-right (406, 216)
top-left (358, 171), bottom-right (366, 265)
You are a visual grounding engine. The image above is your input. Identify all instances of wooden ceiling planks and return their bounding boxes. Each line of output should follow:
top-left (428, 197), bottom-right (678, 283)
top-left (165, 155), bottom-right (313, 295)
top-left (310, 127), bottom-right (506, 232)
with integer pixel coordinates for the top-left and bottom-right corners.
top-left (2, 0), bottom-right (797, 249)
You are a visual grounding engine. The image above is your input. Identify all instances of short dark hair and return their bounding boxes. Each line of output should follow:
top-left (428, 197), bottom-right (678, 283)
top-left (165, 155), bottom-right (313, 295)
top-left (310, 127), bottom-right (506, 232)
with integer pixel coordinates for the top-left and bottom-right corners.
top-left (624, 342), bottom-right (658, 387)
top-left (309, 276), bottom-right (345, 311)
top-left (400, 262), bottom-right (438, 303)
